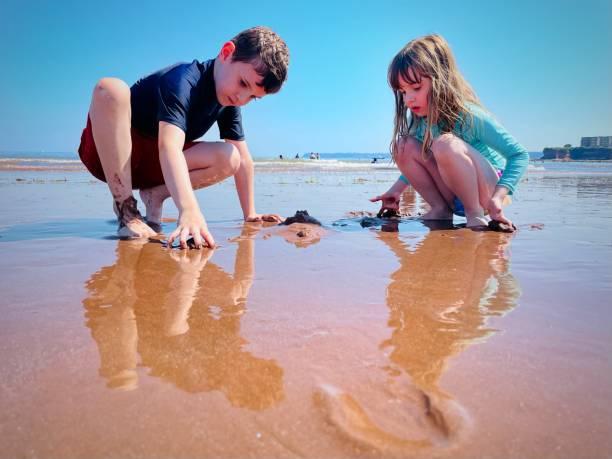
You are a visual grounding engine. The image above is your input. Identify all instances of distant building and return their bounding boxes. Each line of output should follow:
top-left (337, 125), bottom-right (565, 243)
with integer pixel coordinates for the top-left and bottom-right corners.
top-left (581, 136), bottom-right (612, 148)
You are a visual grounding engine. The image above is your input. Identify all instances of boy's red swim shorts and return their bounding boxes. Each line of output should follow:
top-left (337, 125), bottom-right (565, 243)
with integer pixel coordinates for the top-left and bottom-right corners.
top-left (77, 116), bottom-right (197, 190)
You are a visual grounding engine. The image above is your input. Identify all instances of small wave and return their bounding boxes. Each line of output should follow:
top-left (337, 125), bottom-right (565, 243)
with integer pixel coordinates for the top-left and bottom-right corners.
top-left (254, 159), bottom-right (396, 171)
top-left (0, 158), bottom-right (81, 165)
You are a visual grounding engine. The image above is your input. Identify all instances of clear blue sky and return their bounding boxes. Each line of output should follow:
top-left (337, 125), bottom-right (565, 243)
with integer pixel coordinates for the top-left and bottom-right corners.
top-left (1, 0), bottom-right (610, 155)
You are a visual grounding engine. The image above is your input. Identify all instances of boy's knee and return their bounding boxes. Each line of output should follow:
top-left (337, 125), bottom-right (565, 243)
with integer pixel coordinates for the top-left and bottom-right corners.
top-left (93, 78), bottom-right (131, 108)
top-left (221, 143), bottom-right (241, 177)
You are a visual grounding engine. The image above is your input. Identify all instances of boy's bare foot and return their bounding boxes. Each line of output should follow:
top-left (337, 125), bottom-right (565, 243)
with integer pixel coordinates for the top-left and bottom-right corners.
top-left (421, 206), bottom-right (453, 220)
top-left (145, 220), bottom-right (163, 234)
top-left (139, 188), bottom-right (165, 231)
top-left (114, 196), bottom-right (157, 239)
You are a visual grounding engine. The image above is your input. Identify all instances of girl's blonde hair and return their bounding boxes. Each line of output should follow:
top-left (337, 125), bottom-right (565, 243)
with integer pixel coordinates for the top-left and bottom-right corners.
top-left (388, 34), bottom-right (481, 161)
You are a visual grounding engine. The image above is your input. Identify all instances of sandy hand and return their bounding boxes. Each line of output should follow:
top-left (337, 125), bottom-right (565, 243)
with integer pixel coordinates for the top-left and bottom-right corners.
top-left (167, 209), bottom-right (215, 249)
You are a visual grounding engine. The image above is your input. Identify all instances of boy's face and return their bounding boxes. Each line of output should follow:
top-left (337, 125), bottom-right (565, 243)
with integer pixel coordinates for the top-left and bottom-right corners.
top-left (215, 42), bottom-right (267, 107)
top-left (398, 68), bottom-right (431, 117)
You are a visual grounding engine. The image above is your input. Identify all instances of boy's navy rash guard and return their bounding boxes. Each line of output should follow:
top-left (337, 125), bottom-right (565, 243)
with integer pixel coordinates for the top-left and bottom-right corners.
top-left (130, 59), bottom-right (245, 143)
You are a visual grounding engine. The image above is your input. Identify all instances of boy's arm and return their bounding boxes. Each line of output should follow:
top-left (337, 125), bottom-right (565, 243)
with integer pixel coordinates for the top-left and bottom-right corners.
top-left (159, 121), bottom-right (215, 248)
top-left (226, 139), bottom-right (282, 223)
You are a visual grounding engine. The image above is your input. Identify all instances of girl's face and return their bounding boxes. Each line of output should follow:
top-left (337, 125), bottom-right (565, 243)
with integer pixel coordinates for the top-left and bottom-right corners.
top-left (398, 68), bottom-right (431, 117)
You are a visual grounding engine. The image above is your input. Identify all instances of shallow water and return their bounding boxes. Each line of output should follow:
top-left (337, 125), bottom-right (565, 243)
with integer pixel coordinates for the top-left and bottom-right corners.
top-left (0, 166), bottom-right (611, 458)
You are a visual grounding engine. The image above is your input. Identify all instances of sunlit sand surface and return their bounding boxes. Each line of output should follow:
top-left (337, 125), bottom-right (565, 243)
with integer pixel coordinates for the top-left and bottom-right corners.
top-left (1, 164), bottom-right (611, 458)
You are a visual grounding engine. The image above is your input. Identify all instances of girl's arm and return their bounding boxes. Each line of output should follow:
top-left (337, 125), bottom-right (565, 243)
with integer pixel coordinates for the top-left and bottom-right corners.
top-left (472, 108), bottom-right (530, 195)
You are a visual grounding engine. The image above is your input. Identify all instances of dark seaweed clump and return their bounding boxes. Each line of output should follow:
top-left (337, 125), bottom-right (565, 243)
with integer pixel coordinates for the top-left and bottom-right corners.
top-left (281, 210), bottom-right (322, 226)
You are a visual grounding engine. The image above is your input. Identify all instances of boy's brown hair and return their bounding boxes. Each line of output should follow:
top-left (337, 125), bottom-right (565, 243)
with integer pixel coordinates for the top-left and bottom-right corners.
top-left (230, 26), bottom-right (289, 94)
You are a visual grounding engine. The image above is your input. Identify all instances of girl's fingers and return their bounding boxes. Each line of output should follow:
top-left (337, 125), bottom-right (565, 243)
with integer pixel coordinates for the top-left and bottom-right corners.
top-left (497, 214), bottom-right (513, 226)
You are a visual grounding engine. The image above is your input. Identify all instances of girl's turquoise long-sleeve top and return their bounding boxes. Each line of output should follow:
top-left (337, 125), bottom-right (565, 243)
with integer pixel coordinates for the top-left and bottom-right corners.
top-left (408, 104), bottom-right (529, 194)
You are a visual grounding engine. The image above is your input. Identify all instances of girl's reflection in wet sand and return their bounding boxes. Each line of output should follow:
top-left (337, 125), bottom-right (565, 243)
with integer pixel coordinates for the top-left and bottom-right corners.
top-left (316, 189), bottom-right (521, 452)
top-left (377, 188), bottom-right (520, 443)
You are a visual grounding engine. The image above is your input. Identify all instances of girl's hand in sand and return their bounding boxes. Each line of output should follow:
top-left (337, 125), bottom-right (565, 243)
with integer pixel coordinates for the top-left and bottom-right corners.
top-left (370, 190), bottom-right (401, 212)
top-left (245, 213), bottom-right (283, 223)
top-left (488, 186), bottom-right (513, 226)
top-left (487, 195), bottom-right (513, 226)
top-left (168, 209), bottom-right (215, 249)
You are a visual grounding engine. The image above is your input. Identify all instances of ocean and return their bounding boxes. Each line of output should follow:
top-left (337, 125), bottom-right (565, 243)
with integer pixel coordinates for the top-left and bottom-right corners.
top-left (3, 150), bottom-right (612, 176)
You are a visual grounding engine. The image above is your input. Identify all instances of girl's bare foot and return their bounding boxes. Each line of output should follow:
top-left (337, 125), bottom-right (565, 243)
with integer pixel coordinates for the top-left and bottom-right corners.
top-left (421, 206), bottom-right (453, 220)
top-left (139, 188), bottom-right (166, 232)
top-left (114, 196), bottom-right (157, 239)
top-left (466, 213), bottom-right (489, 228)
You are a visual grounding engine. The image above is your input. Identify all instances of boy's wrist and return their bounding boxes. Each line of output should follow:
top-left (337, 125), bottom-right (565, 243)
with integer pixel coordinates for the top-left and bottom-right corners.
top-left (178, 201), bottom-right (201, 215)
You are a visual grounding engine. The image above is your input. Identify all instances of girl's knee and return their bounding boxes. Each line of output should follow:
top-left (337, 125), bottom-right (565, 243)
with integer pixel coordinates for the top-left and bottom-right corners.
top-left (431, 133), bottom-right (459, 151)
top-left (93, 78), bottom-right (131, 108)
top-left (396, 136), bottom-right (421, 166)
top-left (431, 134), bottom-right (467, 162)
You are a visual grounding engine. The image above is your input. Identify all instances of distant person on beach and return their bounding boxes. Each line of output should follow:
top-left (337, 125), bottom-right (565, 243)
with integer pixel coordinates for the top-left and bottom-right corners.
top-left (78, 27), bottom-right (288, 248)
top-left (371, 35), bottom-right (529, 228)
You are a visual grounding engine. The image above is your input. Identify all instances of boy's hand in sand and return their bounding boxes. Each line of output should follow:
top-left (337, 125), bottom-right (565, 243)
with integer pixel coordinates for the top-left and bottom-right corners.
top-left (168, 209), bottom-right (215, 249)
top-left (370, 190), bottom-right (401, 212)
top-left (245, 213), bottom-right (284, 223)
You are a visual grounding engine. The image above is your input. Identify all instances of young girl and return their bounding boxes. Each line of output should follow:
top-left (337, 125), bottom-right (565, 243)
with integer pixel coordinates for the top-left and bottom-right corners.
top-left (371, 34), bottom-right (529, 229)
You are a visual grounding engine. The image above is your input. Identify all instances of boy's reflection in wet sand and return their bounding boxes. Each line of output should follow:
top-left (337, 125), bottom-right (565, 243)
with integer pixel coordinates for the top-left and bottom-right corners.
top-left (83, 224), bottom-right (284, 410)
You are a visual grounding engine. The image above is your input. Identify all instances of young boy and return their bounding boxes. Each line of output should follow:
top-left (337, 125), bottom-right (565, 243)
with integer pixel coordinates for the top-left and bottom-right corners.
top-left (78, 26), bottom-right (289, 249)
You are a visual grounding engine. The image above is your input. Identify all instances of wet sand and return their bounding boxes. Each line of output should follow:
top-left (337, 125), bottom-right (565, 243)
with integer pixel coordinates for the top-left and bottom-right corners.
top-left (1, 165), bottom-right (611, 458)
